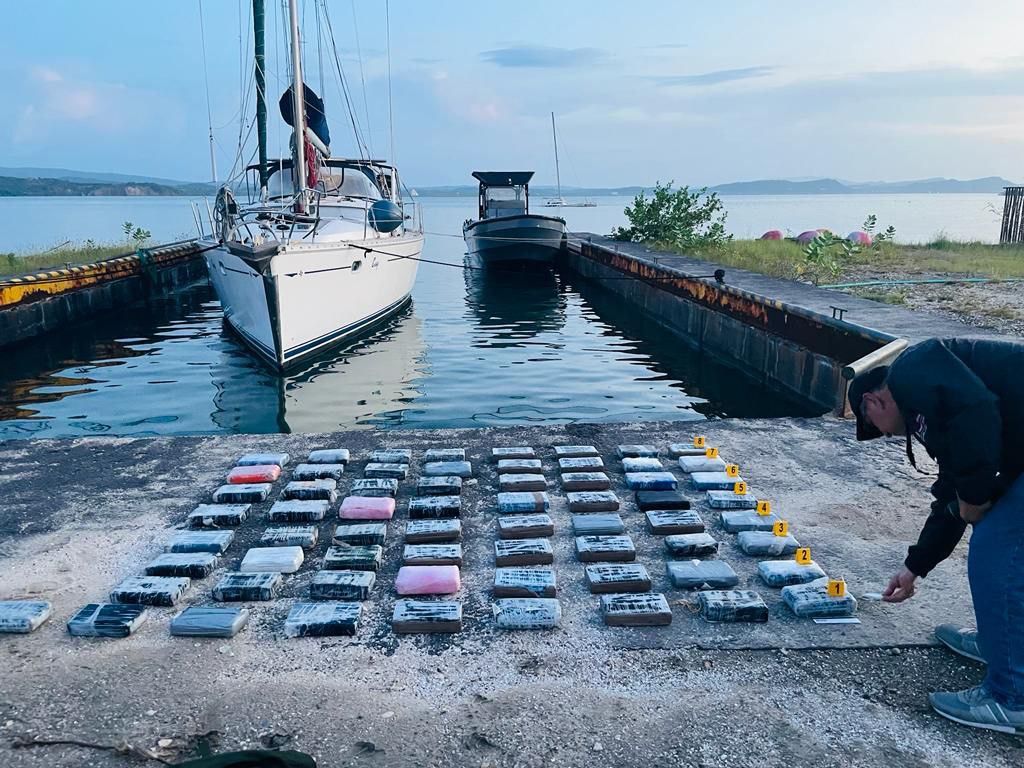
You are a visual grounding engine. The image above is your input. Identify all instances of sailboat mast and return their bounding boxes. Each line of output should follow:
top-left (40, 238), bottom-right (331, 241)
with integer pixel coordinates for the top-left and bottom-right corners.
top-left (551, 112), bottom-right (561, 200)
top-left (253, 0), bottom-right (268, 196)
top-left (288, 0), bottom-right (308, 213)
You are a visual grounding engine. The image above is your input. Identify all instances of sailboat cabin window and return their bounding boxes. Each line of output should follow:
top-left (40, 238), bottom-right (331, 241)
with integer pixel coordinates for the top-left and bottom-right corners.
top-left (264, 164), bottom-right (382, 201)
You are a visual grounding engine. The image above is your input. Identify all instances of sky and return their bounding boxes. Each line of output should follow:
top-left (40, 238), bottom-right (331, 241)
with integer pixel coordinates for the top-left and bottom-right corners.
top-left (3, 0), bottom-right (1024, 187)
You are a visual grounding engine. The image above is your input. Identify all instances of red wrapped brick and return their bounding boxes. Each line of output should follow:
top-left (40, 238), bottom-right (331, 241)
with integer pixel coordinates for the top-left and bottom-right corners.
top-left (227, 464), bottom-right (281, 484)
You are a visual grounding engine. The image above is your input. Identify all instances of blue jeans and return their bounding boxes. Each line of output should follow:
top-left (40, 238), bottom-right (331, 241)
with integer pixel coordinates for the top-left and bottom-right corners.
top-left (969, 473), bottom-right (1024, 708)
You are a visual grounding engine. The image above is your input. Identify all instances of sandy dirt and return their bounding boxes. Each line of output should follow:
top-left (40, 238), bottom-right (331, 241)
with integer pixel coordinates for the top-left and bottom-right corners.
top-left (842, 268), bottom-right (1024, 336)
top-left (0, 420), bottom-right (1021, 767)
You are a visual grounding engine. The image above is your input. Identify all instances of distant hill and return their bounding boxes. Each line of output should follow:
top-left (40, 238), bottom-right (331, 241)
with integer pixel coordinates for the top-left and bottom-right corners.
top-left (708, 176), bottom-right (1014, 195)
top-left (0, 165), bottom-right (1013, 197)
top-left (0, 166), bottom-right (214, 188)
top-left (0, 176), bottom-right (215, 197)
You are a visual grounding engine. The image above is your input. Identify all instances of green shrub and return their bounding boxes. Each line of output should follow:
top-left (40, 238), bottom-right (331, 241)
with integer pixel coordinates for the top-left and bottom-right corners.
top-left (611, 181), bottom-right (731, 250)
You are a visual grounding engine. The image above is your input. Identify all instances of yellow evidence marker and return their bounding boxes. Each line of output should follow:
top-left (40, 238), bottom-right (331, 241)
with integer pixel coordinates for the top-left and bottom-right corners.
top-left (773, 520), bottom-right (789, 537)
top-left (756, 499), bottom-right (772, 516)
top-left (733, 481), bottom-right (748, 495)
top-left (693, 436), bottom-right (706, 448)
top-left (794, 547), bottom-right (812, 565)
top-left (827, 578), bottom-right (847, 598)
top-left (705, 446), bottom-right (719, 459)
top-left (725, 463), bottom-right (740, 478)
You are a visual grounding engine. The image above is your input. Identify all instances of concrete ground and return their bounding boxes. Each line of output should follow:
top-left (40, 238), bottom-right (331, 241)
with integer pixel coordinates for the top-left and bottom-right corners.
top-left (571, 234), bottom-right (1003, 345)
top-left (0, 419), bottom-right (1021, 767)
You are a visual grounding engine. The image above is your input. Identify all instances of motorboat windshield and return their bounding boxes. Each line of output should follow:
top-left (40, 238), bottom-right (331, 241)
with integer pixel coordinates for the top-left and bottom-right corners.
top-left (483, 186), bottom-right (526, 218)
top-left (472, 171), bottom-right (534, 220)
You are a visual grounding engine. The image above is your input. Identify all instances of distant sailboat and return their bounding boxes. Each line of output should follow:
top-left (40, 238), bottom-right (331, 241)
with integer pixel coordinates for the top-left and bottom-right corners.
top-left (543, 112), bottom-right (596, 208)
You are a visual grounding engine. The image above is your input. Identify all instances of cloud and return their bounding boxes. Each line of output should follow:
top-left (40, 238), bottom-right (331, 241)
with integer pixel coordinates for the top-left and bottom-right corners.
top-left (480, 45), bottom-right (606, 69)
top-left (12, 66), bottom-right (172, 145)
top-left (652, 65), bottom-right (775, 87)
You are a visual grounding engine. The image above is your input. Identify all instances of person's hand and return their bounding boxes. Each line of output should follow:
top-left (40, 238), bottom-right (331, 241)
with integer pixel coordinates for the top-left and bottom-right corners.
top-left (958, 498), bottom-right (992, 524)
top-left (882, 566), bottom-right (918, 603)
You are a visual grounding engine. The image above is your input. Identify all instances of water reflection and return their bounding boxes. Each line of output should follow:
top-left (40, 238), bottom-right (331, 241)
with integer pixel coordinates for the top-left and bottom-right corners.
top-left (463, 263), bottom-right (566, 345)
top-left (565, 274), bottom-right (817, 419)
top-left (0, 241), bottom-right (815, 438)
top-left (209, 306), bottom-right (427, 433)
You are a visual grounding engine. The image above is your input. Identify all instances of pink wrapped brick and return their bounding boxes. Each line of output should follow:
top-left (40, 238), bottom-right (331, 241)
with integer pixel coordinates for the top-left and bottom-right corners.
top-left (340, 496), bottom-right (396, 520)
top-left (227, 464), bottom-right (281, 484)
top-left (395, 565), bottom-right (461, 595)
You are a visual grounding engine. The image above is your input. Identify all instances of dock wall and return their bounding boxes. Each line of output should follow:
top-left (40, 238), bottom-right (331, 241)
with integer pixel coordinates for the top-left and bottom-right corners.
top-left (0, 241), bottom-right (209, 348)
top-left (565, 237), bottom-right (899, 412)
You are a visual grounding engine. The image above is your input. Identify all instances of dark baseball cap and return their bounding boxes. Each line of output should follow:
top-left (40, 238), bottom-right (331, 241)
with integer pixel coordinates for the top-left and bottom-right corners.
top-left (847, 365), bottom-right (889, 441)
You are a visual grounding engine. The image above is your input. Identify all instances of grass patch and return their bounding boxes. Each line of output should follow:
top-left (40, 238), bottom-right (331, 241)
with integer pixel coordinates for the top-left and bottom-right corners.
top-left (675, 238), bottom-right (1024, 281)
top-left (850, 287), bottom-right (909, 305)
top-left (1, 243), bottom-right (133, 279)
top-left (691, 239), bottom-right (807, 280)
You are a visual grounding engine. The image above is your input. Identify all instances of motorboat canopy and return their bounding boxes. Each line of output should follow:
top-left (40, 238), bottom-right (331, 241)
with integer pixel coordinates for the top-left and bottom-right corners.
top-left (472, 171), bottom-right (535, 220)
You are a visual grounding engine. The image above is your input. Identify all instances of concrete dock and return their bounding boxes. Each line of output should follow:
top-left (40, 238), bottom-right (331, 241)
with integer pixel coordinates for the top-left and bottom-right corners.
top-left (1, 421), bottom-right (1020, 767)
top-left (0, 240), bottom-right (208, 348)
top-left (566, 234), bottom-right (1003, 414)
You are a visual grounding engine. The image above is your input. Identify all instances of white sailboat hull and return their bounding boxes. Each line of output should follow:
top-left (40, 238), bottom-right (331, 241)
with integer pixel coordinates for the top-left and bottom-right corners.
top-left (204, 233), bottom-right (422, 368)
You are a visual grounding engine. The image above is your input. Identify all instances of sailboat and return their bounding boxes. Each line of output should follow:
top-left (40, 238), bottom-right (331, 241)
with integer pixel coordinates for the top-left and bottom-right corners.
top-left (543, 112), bottom-right (597, 208)
top-left (201, 0), bottom-right (423, 370)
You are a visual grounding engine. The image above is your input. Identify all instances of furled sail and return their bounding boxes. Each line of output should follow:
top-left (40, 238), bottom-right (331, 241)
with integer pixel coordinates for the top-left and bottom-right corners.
top-left (278, 83), bottom-right (331, 149)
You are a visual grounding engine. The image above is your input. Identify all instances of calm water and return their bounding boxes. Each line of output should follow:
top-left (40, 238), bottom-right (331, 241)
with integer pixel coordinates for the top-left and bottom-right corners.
top-left (1, 192), bottom-right (1004, 253)
top-left (0, 192), bottom-right (1001, 438)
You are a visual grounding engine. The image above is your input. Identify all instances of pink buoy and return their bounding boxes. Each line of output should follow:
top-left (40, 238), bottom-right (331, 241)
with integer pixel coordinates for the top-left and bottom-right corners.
top-left (760, 230), bottom-right (783, 240)
top-left (395, 565), bottom-right (461, 595)
top-left (340, 495), bottom-right (396, 520)
top-left (847, 231), bottom-right (872, 246)
top-left (796, 230), bottom-right (819, 245)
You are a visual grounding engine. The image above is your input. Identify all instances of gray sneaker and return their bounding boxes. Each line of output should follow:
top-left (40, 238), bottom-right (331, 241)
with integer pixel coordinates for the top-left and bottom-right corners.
top-left (934, 624), bottom-right (985, 664)
top-left (929, 686), bottom-right (1024, 735)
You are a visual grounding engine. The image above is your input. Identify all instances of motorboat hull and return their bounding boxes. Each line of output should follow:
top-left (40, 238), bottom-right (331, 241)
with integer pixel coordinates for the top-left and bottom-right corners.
top-left (463, 214), bottom-right (566, 266)
top-left (204, 233), bottom-right (422, 369)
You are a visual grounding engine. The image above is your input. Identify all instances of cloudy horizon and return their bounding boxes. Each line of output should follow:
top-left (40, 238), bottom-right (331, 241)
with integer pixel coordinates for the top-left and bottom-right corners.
top-left (3, 0), bottom-right (1024, 188)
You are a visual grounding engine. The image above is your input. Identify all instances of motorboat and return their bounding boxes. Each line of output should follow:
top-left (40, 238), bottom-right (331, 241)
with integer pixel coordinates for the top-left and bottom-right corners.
top-left (462, 171), bottom-right (566, 266)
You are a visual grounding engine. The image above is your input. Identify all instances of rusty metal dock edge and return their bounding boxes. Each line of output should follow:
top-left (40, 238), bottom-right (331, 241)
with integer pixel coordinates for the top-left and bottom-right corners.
top-left (565, 237), bottom-right (898, 412)
top-left (0, 240), bottom-right (208, 348)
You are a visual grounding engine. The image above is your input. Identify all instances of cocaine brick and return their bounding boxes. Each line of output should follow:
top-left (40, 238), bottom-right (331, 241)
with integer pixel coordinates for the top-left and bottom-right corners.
top-left (309, 570), bottom-right (375, 601)
top-left (585, 563), bottom-right (652, 594)
top-left (645, 509), bottom-right (705, 535)
top-left (600, 593), bottom-right (672, 627)
top-left (493, 567), bottom-right (557, 598)
top-left (212, 572), bottom-right (281, 601)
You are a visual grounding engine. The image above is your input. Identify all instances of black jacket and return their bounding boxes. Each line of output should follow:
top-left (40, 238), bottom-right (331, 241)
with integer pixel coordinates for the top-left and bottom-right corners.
top-left (886, 338), bottom-right (1024, 577)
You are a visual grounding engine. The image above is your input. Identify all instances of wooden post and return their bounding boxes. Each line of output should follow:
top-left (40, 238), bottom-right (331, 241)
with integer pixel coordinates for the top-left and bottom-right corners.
top-left (1001, 186), bottom-right (1024, 244)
